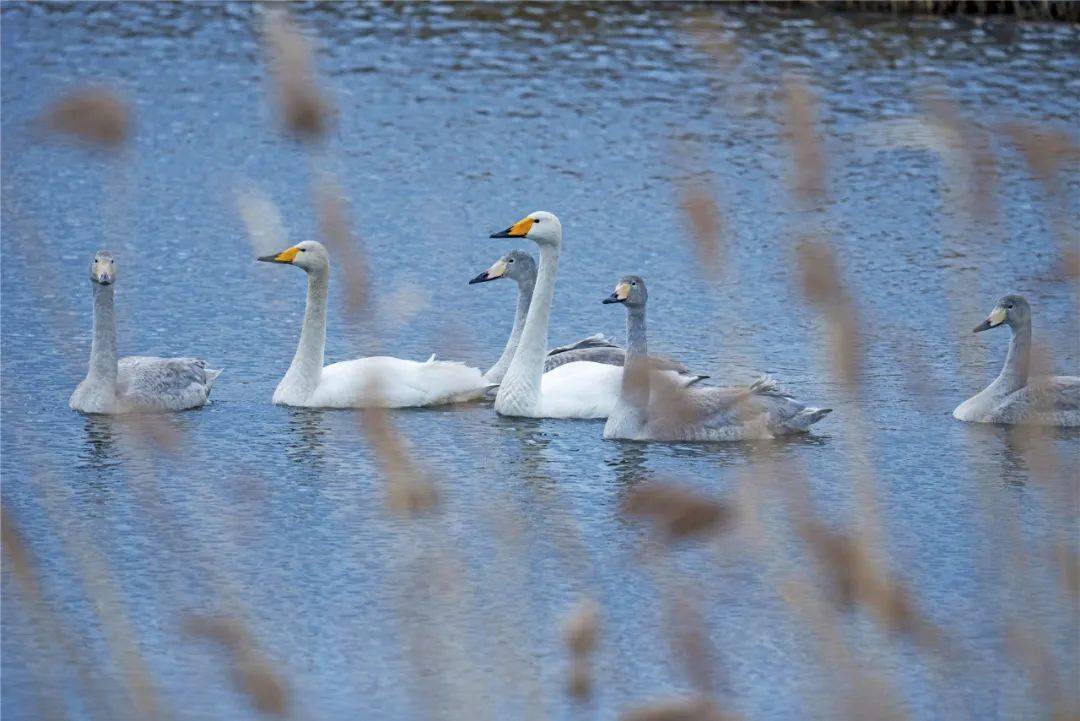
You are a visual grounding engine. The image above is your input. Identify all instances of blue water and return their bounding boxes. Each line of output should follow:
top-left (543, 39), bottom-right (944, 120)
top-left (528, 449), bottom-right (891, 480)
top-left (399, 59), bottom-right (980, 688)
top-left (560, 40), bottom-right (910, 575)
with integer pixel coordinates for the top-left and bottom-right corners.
top-left (2, 3), bottom-right (1077, 720)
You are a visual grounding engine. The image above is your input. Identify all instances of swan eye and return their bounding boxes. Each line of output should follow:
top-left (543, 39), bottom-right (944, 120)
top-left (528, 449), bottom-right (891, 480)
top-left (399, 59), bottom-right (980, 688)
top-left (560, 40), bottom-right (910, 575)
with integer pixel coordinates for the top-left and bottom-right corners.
top-left (299, 248), bottom-right (307, 253)
top-left (1006, 303), bottom-right (1013, 309)
top-left (630, 281), bottom-right (637, 286)
top-left (508, 258), bottom-right (514, 263)
top-left (533, 218), bottom-right (540, 224)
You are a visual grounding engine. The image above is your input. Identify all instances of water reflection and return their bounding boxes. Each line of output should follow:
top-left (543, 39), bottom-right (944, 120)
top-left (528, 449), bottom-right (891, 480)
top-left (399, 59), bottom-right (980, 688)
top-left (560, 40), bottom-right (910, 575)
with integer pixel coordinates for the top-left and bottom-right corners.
top-left (2, 3), bottom-right (1077, 718)
top-left (607, 443), bottom-right (650, 489)
top-left (284, 407), bottom-right (328, 467)
top-left (487, 415), bottom-right (549, 480)
top-left (997, 424), bottom-right (1080, 489)
top-left (79, 414), bottom-right (122, 469)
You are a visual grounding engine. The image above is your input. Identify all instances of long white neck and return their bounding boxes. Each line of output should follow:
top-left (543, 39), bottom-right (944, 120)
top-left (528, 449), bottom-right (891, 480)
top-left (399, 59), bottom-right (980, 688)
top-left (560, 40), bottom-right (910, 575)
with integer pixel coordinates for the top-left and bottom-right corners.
top-left (278, 268), bottom-right (328, 400)
top-left (494, 243), bottom-right (558, 415)
top-left (87, 284), bottom-right (118, 387)
top-left (992, 321), bottom-right (1030, 395)
top-left (484, 276), bottom-right (534, 384)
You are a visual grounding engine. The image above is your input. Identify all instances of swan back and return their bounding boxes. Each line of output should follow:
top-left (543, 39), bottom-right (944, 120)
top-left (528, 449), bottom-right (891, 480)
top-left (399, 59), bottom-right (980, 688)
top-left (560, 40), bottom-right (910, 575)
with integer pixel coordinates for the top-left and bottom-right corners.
top-left (117, 356), bottom-right (222, 412)
top-left (305, 356), bottom-right (486, 408)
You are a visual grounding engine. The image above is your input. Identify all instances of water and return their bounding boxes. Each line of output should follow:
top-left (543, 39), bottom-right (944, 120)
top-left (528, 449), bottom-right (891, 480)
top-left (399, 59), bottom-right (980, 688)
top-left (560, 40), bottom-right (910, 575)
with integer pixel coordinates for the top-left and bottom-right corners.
top-left (2, 3), bottom-right (1077, 720)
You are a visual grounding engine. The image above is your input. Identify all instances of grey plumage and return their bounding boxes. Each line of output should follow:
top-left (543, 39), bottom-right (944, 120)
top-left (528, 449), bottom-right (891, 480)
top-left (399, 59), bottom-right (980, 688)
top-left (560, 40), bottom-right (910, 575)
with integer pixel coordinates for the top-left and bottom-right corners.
top-left (643, 374), bottom-right (832, 441)
top-left (544, 333), bottom-right (693, 374)
top-left (954, 294), bottom-right (1079, 426)
top-left (986, 376), bottom-right (1080, 425)
top-left (117, 356), bottom-right (222, 411)
top-left (69, 251), bottom-right (221, 414)
top-left (601, 275), bottom-right (831, 442)
top-left (471, 251), bottom-right (699, 382)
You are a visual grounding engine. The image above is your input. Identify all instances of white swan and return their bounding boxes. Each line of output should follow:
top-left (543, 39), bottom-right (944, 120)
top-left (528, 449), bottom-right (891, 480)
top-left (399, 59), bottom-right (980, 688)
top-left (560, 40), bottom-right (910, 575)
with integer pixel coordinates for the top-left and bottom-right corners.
top-left (258, 241), bottom-right (485, 408)
top-left (953, 294), bottom-right (1079, 426)
top-left (486, 213), bottom-right (698, 419)
top-left (468, 249), bottom-right (700, 383)
top-left (69, 251), bottom-right (221, 414)
top-left (601, 276), bottom-right (831, 441)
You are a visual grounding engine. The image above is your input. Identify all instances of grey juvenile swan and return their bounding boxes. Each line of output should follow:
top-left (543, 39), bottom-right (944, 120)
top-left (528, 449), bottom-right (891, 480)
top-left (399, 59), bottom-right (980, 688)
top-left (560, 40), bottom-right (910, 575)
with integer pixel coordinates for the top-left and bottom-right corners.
top-left (69, 251), bottom-right (221, 414)
top-left (601, 275), bottom-right (831, 441)
top-left (953, 294), bottom-right (1079, 426)
top-left (468, 249), bottom-right (697, 384)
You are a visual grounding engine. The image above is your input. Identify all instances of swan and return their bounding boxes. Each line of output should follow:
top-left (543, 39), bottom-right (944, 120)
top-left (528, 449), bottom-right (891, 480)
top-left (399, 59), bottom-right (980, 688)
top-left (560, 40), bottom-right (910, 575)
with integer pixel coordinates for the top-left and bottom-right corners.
top-left (953, 294), bottom-right (1079, 426)
top-left (486, 212), bottom-right (699, 419)
top-left (467, 249), bottom-right (697, 383)
top-left (257, 241), bottom-right (486, 408)
top-left (69, 251), bottom-right (221, 414)
top-left (601, 275), bottom-right (831, 441)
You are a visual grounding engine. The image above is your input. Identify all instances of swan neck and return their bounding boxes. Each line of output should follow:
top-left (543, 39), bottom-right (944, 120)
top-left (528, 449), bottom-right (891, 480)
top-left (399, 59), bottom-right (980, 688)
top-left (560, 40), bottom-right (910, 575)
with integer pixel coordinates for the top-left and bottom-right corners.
top-left (88, 285), bottom-right (118, 385)
top-left (996, 322), bottom-right (1030, 393)
top-left (621, 307), bottom-right (650, 407)
top-left (495, 244), bottom-right (558, 412)
top-left (285, 269), bottom-right (328, 392)
top-left (485, 277), bottom-right (533, 384)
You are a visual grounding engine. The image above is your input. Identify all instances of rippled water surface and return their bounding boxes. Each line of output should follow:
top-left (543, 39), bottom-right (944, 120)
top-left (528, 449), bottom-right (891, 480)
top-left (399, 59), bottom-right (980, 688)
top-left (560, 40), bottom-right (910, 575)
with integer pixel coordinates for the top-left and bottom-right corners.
top-left (2, 3), bottom-right (1078, 720)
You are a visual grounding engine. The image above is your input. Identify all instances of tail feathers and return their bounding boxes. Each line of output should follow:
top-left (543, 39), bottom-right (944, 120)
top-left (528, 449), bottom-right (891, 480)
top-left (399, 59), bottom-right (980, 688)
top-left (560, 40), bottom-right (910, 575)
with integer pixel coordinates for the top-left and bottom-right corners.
top-left (204, 368), bottom-right (223, 390)
top-left (748, 375), bottom-right (792, 398)
top-left (787, 406), bottom-right (832, 432)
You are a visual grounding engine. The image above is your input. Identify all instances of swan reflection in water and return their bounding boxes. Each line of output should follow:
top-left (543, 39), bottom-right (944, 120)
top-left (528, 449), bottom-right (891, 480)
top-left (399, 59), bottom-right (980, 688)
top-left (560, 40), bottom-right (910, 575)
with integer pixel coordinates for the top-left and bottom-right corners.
top-left (79, 413), bottom-right (192, 471)
top-left (285, 407), bottom-right (328, 468)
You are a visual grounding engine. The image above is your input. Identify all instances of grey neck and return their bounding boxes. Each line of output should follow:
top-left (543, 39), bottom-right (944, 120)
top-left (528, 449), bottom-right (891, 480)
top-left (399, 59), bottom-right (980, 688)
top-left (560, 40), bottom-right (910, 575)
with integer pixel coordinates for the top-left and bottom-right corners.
top-left (495, 243), bottom-right (558, 413)
top-left (995, 322), bottom-right (1030, 394)
top-left (88, 284), bottom-right (118, 385)
top-left (485, 276), bottom-right (534, 384)
top-left (621, 307), bottom-right (650, 409)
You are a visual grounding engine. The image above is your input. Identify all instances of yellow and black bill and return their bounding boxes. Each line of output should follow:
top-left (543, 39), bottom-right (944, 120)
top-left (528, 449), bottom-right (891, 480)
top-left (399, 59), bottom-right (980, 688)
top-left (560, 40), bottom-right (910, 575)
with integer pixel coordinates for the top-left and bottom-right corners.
top-left (257, 246), bottom-right (300, 264)
top-left (490, 216), bottom-right (534, 239)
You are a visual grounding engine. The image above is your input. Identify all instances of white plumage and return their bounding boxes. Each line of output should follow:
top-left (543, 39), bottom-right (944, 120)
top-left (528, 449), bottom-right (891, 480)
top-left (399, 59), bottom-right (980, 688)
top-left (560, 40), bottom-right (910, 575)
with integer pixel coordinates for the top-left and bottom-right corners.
top-left (287, 355), bottom-right (485, 409)
top-left (259, 240), bottom-right (486, 408)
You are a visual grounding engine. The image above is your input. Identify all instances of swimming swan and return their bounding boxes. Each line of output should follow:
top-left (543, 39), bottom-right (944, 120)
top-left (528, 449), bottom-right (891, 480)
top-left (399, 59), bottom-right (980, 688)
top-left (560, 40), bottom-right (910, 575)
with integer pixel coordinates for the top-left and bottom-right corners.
top-left (258, 240), bottom-right (485, 408)
top-left (486, 212), bottom-right (698, 419)
top-left (468, 249), bottom-right (697, 383)
top-left (601, 276), bottom-right (831, 441)
top-left (69, 251), bottom-right (221, 414)
top-left (953, 294), bottom-right (1079, 426)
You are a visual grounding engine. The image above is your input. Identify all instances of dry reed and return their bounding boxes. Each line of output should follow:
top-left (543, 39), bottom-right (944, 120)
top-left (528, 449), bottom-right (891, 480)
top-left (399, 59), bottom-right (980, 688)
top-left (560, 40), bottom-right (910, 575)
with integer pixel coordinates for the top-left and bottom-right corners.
top-left (45, 88), bottom-right (129, 148)
top-left (261, 10), bottom-right (331, 140)
top-left (622, 482), bottom-right (734, 542)
top-left (4, 6), bottom-right (1076, 721)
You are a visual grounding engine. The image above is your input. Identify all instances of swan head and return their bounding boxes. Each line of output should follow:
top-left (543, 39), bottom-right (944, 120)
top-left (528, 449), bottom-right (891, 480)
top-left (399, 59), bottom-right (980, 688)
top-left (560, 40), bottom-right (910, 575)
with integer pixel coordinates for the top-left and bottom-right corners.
top-left (468, 249), bottom-right (536, 286)
top-left (257, 240), bottom-right (330, 273)
top-left (603, 275), bottom-right (647, 309)
top-left (489, 211), bottom-right (561, 247)
top-left (89, 251), bottom-right (116, 287)
top-left (974, 294), bottom-right (1029, 333)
